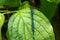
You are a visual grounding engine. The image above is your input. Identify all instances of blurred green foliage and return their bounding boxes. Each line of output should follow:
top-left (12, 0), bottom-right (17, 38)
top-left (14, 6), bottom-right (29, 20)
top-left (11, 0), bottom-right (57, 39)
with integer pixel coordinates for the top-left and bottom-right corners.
top-left (47, 0), bottom-right (60, 4)
top-left (40, 0), bottom-right (57, 20)
top-left (0, 0), bottom-right (21, 7)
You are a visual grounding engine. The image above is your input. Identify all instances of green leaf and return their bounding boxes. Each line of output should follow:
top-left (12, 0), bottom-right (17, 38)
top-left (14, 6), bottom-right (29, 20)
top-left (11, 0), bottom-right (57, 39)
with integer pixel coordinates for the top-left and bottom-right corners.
top-left (0, 0), bottom-right (21, 7)
top-left (19, 1), bottom-right (30, 10)
top-left (47, 0), bottom-right (60, 4)
top-left (4, 0), bottom-right (21, 7)
top-left (7, 7), bottom-right (55, 40)
top-left (0, 0), bottom-right (7, 6)
top-left (0, 13), bottom-right (5, 28)
top-left (0, 13), bottom-right (5, 40)
top-left (40, 0), bottom-right (57, 20)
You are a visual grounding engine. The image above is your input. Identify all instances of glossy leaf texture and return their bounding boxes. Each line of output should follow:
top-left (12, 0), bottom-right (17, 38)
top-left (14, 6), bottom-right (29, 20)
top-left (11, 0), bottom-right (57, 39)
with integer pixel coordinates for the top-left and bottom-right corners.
top-left (0, 13), bottom-right (5, 40)
top-left (40, 0), bottom-right (57, 20)
top-left (7, 5), bottom-right (55, 40)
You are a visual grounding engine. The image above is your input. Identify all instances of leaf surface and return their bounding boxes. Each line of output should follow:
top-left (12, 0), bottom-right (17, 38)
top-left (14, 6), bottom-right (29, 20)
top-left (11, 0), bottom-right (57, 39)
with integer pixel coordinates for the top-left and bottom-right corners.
top-left (7, 1), bottom-right (55, 40)
top-left (7, 8), bottom-right (55, 40)
top-left (47, 0), bottom-right (60, 4)
top-left (40, 0), bottom-right (57, 20)
top-left (0, 13), bottom-right (5, 40)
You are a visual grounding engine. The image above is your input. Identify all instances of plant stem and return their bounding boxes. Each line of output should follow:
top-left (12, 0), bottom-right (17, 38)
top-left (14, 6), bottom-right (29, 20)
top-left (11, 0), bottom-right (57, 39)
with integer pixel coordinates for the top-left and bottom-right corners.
top-left (0, 10), bottom-right (17, 14)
